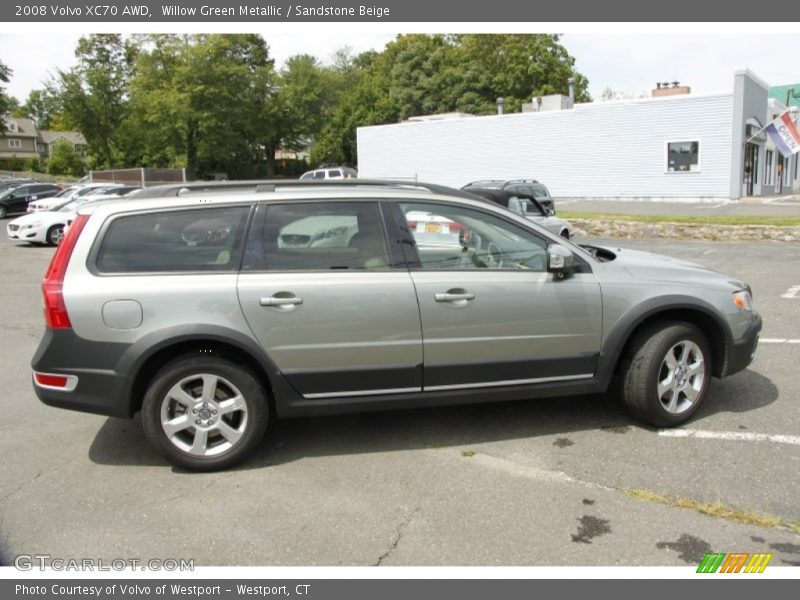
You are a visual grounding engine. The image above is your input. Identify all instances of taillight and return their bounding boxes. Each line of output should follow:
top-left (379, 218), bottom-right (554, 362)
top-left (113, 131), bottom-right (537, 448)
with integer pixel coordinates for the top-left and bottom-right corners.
top-left (42, 213), bottom-right (89, 329)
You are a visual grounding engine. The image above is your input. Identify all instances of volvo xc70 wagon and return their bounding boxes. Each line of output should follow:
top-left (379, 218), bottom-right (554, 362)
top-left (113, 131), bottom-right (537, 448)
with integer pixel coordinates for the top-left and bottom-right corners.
top-left (32, 180), bottom-right (761, 471)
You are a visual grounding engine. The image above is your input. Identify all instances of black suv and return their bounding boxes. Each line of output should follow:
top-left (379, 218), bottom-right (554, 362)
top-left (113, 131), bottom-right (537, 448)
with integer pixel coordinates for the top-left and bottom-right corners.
top-left (462, 179), bottom-right (555, 213)
top-left (0, 183), bottom-right (62, 218)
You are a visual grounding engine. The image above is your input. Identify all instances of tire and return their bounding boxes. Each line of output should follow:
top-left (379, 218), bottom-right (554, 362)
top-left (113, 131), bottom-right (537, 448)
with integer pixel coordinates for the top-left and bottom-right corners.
top-left (620, 321), bottom-right (711, 427)
top-left (0, 206), bottom-right (7, 219)
top-left (46, 224), bottom-right (65, 246)
top-left (560, 229), bottom-right (570, 239)
top-left (141, 355), bottom-right (269, 471)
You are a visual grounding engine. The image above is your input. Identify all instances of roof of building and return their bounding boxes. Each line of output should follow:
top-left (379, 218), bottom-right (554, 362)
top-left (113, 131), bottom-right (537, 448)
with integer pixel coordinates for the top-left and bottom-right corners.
top-left (2, 116), bottom-right (38, 138)
top-left (39, 130), bottom-right (87, 145)
top-left (769, 84), bottom-right (800, 108)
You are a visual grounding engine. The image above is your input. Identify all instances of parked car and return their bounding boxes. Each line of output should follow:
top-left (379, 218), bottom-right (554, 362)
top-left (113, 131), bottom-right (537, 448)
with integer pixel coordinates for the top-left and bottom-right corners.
top-left (462, 179), bottom-right (556, 213)
top-left (27, 183), bottom-right (125, 212)
top-left (466, 187), bottom-right (573, 239)
top-left (0, 183), bottom-right (62, 218)
top-left (7, 188), bottom-right (140, 245)
top-left (32, 180), bottom-right (760, 471)
top-left (299, 166), bottom-right (358, 180)
top-left (0, 178), bottom-right (35, 194)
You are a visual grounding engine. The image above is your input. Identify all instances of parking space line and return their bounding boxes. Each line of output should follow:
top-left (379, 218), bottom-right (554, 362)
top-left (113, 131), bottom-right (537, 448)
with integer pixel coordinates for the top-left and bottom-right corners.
top-left (781, 285), bottom-right (800, 299)
top-left (760, 338), bottom-right (800, 344)
top-left (658, 429), bottom-right (800, 446)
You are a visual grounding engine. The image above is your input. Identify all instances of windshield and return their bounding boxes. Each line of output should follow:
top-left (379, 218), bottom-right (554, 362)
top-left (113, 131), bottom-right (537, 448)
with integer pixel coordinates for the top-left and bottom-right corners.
top-left (56, 198), bottom-right (83, 212)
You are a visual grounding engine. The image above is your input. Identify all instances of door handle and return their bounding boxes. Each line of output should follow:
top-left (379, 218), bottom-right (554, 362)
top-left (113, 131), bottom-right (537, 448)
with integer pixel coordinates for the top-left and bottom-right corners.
top-left (435, 292), bottom-right (475, 303)
top-left (260, 295), bottom-right (303, 307)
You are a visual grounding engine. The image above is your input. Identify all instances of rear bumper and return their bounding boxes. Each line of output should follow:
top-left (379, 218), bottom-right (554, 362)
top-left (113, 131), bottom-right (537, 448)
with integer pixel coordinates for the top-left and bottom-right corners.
top-left (722, 313), bottom-right (762, 377)
top-left (31, 329), bottom-right (135, 418)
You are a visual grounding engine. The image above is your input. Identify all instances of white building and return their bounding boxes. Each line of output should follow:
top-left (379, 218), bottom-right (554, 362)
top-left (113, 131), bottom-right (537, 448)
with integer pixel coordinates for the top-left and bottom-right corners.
top-left (357, 70), bottom-right (800, 200)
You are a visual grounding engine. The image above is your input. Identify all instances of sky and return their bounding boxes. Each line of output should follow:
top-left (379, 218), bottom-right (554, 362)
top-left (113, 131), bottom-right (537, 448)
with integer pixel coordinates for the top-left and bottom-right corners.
top-left (1, 31), bottom-right (798, 104)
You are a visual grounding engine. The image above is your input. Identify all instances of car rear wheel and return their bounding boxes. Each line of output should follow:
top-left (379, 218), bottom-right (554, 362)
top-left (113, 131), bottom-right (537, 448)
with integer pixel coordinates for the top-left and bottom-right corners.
top-left (620, 321), bottom-right (711, 427)
top-left (141, 355), bottom-right (268, 471)
top-left (560, 229), bottom-right (570, 239)
top-left (46, 224), bottom-right (65, 246)
top-left (0, 206), bottom-right (7, 219)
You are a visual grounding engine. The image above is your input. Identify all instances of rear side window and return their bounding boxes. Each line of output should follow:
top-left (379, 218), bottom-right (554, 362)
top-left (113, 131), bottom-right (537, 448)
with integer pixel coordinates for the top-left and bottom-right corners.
top-left (95, 206), bottom-right (250, 273)
top-left (246, 202), bottom-right (390, 271)
top-left (531, 184), bottom-right (550, 198)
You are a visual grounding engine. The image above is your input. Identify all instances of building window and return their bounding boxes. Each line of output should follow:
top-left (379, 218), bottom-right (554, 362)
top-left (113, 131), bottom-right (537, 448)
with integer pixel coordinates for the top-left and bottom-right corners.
top-left (765, 150), bottom-right (774, 186)
top-left (8, 122), bottom-right (18, 133)
top-left (666, 141), bottom-right (699, 172)
top-left (8, 139), bottom-right (22, 149)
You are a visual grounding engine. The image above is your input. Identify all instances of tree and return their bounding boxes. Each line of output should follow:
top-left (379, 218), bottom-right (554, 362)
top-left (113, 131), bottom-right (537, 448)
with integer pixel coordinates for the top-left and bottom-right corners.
top-left (21, 84), bottom-right (64, 129)
top-left (257, 54), bottom-right (341, 176)
top-left (0, 60), bottom-right (14, 132)
top-left (123, 34), bottom-right (275, 179)
top-left (47, 138), bottom-right (85, 176)
top-left (58, 34), bottom-right (136, 168)
top-left (314, 34), bottom-right (591, 165)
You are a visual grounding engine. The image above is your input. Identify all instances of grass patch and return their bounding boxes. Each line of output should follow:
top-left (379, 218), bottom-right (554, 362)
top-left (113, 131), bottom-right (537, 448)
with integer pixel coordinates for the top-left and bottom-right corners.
top-left (559, 212), bottom-right (800, 227)
top-left (461, 449), bottom-right (476, 458)
top-left (623, 488), bottom-right (791, 529)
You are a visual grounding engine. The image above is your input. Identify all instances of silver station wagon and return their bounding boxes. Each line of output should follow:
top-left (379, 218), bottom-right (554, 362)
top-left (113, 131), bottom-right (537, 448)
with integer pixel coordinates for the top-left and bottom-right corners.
top-left (32, 181), bottom-right (761, 471)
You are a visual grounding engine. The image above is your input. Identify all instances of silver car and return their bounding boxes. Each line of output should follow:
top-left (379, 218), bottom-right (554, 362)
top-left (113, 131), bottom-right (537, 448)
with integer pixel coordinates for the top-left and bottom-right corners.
top-left (31, 180), bottom-right (761, 471)
top-left (465, 187), bottom-right (573, 238)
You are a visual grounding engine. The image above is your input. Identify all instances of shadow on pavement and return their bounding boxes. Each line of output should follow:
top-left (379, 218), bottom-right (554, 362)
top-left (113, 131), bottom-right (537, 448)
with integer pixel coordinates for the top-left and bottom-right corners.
top-left (87, 368), bottom-right (778, 471)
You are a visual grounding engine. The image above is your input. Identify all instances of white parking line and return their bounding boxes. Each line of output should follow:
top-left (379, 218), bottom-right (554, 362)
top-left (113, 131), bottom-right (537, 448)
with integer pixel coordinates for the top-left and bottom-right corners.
top-left (782, 285), bottom-right (800, 299)
top-left (760, 338), bottom-right (800, 344)
top-left (659, 429), bottom-right (800, 446)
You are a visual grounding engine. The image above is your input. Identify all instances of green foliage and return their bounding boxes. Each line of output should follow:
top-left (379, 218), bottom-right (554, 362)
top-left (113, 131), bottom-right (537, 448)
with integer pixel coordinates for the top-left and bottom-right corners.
top-left (24, 156), bottom-right (43, 173)
top-left (47, 139), bottom-right (85, 177)
top-left (37, 33), bottom-right (590, 176)
top-left (21, 85), bottom-right (63, 129)
top-left (58, 34), bottom-right (136, 168)
top-left (314, 34), bottom-right (590, 165)
top-left (0, 157), bottom-right (25, 171)
top-left (0, 60), bottom-right (14, 132)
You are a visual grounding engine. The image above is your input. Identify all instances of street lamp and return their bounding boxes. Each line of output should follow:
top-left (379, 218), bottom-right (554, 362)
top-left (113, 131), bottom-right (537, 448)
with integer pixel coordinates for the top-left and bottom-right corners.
top-left (786, 88), bottom-right (799, 107)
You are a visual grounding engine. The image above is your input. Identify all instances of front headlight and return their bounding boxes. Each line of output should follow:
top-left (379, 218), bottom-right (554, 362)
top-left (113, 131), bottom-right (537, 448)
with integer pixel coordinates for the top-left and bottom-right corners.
top-left (732, 289), bottom-right (753, 312)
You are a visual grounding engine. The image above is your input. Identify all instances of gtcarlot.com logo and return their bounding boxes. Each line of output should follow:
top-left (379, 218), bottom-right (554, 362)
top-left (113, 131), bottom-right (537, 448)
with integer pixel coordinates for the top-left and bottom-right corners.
top-left (697, 552), bottom-right (772, 573)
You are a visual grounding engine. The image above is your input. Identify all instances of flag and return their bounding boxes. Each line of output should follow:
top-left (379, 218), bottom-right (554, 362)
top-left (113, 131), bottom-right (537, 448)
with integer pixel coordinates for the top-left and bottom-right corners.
top-left (764, 112), bottom-right (800, 158)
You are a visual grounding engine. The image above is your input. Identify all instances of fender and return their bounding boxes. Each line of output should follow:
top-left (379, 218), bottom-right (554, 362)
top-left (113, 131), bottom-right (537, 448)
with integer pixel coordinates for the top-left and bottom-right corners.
top-left (595, 294), bottom-right (733, 388)
top-left (116, 324), bottom-right (305, 416)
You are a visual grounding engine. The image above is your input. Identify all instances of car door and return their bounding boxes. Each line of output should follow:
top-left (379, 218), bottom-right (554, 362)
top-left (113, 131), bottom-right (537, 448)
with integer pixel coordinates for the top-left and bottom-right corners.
top-left (396, 200), bottom-right (602, 391)
top-left (10, 186), bottom-right (33, 213)
top-left (237, 200), bottom-right (423, 399)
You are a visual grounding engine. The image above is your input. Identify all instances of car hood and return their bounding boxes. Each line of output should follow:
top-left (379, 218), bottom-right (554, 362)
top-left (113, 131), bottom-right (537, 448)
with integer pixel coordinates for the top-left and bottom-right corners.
top-left (597, 245), bottom-right (746, 289)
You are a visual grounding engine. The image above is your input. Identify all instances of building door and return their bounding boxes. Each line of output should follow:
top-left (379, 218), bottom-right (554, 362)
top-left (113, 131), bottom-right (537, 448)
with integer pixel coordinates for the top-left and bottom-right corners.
top-left (744, 143), bottom-right (759, 197)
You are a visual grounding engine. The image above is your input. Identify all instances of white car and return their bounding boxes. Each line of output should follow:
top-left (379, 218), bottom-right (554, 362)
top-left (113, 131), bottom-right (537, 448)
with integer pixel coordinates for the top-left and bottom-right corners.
top-left (8, 189), bottom-right (139, 245)
top-left (299, 166), bottom-right (358, 180)
top-left (27, 183), bottom-right (124, 212)
top-left (8, 199), bottom-right (77, 245)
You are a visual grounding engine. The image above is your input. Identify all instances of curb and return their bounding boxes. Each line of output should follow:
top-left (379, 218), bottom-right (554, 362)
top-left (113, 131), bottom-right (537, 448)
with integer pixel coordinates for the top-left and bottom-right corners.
top-left (570, 219), bottom-right (800, 243)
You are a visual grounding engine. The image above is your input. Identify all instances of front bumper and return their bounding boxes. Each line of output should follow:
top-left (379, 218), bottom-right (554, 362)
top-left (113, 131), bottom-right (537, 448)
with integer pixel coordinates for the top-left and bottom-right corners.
top-left (722, 313), bottom-right (762, 377)
top-left (7, 225), bottom-right (44, 242)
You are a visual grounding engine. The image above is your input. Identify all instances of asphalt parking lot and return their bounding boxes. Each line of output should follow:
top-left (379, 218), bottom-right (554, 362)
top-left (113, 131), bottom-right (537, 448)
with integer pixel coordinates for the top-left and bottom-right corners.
top-left (0, 223), bottom-right (798, 567)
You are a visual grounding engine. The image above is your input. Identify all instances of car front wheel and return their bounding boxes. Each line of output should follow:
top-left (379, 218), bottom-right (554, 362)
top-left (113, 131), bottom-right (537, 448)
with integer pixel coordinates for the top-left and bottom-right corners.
top-left (141, 355), bottom-right (269, 471)
top-left (46, 224), bottom-right (65, 246)
top-left (621, 321), bottom-right (711, 427)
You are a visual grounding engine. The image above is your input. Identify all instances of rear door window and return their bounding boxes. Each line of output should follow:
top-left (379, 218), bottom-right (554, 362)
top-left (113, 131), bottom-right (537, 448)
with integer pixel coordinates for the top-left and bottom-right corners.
top-left (245, 202), bottom-right (391, 271)
top-left (95, 206), bottom-right (250, 273)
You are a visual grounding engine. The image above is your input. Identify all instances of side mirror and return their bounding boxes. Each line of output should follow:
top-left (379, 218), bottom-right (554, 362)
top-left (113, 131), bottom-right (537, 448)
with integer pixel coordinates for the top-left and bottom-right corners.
top-left (547, 244), bottom-right (576, 279)
top-left (545, 207), bottom-right (555, 217)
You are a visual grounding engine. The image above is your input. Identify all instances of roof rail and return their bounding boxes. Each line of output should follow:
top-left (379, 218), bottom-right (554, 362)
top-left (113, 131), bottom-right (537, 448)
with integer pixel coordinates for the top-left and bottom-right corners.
top-left (128, 179), bottom-right (479, 200)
